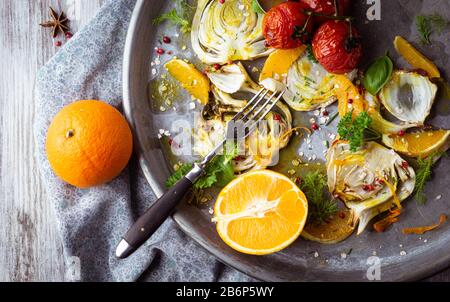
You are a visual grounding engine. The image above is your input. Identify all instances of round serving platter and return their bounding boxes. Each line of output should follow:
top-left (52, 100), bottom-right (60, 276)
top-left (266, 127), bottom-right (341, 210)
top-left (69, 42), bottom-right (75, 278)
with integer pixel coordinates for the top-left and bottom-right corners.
top-left (123, 0), bottom-right (450, 281)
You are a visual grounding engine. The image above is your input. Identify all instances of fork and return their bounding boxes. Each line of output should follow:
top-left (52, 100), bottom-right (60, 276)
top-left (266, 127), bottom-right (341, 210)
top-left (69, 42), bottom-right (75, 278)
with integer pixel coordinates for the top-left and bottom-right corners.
top-left (116, 88), bottom-right (285, 258)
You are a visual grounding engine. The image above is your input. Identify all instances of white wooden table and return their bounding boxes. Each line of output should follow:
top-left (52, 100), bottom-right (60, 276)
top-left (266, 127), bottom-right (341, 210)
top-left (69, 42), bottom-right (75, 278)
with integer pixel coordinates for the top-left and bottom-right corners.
top-left (0, 0), bottom-right (448, 282)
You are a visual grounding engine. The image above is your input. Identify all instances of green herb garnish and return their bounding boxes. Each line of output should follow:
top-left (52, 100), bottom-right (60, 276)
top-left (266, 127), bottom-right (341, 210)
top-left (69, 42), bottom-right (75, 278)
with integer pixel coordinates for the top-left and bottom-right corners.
top-left (165, 145), bottom-right (237, 193)
top-left (416, 14), bottom-right (449, 45)
top-left (325, 111), bottom-right (339, 126)
top-left (337, 111), bottom-right (380, 152)
top-left (305, 44), bottom-right (318, 63)
top-left (413, 152), bottom-right (445, 204)
top-left (300, 171), bottom-right (338, 224)
top-left (363, 55), bottom-right (393, 95)
top-left (153, 0), bottom-right (193, 33)
top-left (165, 162), bottom-right (193, 188)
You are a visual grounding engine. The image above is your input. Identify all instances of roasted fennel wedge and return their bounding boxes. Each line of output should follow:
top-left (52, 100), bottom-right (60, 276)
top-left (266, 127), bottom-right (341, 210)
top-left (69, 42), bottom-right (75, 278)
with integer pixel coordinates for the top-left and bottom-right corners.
top-left (327, 141), bottom-right (416, 234)
top-left (191, 0), bottom-right (272, 64)
top-left (194, 64), bottom-right (292, 173)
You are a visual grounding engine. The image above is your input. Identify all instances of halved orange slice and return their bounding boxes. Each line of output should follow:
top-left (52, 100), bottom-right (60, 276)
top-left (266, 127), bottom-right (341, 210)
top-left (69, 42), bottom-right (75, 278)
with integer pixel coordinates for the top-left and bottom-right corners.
top-left (259, 46), bottom-right (305, 82)
top-left (382, 129), bottom-right (450, 158)
top-left (165, 58), bottom-right (210, 104)
top-left (394, 36), bottom-right (440, 78)
top-left (213, 170), bottom-right (308, 255)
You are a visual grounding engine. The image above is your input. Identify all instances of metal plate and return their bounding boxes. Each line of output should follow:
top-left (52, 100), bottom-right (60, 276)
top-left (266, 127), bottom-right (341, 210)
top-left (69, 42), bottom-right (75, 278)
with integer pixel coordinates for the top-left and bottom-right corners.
top-left (123, 0), bottom-right (450, 281)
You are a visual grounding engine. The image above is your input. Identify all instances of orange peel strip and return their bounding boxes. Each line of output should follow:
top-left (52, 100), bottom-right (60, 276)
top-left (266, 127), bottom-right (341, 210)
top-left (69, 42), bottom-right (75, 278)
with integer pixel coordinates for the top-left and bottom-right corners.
top-left (402, 214), bottom-right (447, 235)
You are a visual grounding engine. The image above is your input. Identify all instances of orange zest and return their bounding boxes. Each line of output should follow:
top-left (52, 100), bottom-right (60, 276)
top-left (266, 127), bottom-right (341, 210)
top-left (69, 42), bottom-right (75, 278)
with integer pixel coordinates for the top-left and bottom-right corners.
top-left (402, 214), bottom-right (447, 235)
top-left (373, 208), bottom-right (401, 233)
top-left (213, 170), bottom-right (308, 255)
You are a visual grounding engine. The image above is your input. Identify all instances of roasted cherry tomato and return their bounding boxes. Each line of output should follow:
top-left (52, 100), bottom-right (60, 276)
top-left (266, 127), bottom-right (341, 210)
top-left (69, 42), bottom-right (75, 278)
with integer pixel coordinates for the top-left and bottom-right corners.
top-left (298, 0), bottom-right (351, 24)
top-left (263, 2), bottom-right (314, 49)
top-left (312, 20), bottom-right (362, 74)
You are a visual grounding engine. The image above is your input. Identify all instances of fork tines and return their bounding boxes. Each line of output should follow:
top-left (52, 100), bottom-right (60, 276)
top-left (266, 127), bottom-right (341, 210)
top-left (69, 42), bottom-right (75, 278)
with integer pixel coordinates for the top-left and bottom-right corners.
top-left (230, 88), bottom-right (285, 127)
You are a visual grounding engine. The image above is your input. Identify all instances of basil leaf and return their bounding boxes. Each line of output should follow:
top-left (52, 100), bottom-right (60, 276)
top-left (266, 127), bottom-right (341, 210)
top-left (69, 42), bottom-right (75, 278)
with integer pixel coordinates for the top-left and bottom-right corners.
top-left (252, 0), bottom-right (266, 14)
top-left (363, 55), bottom-right (393, 95)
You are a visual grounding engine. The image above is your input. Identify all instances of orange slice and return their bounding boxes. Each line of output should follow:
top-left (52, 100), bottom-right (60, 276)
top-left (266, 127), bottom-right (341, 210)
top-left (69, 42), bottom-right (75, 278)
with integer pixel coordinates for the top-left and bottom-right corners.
top-left (165, 58), bottom-right (210, 104)
top-left (394, 36), bottom-right (440, 78)
top-left (382, 129), bottom-right (450, 158)
top-left (333, 75), bottom-right (367, 117)
top-left (259, 46), bottom-right (306, 82)
top-left (213, 170), bottom-right (308, 255)
top-left (301, 209), bottom-right (355, 244)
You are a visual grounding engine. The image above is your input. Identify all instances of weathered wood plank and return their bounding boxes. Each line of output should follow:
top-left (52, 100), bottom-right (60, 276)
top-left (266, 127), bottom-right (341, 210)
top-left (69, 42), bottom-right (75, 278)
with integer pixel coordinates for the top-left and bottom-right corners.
top-left (0, 0), bottom-right (103, 282)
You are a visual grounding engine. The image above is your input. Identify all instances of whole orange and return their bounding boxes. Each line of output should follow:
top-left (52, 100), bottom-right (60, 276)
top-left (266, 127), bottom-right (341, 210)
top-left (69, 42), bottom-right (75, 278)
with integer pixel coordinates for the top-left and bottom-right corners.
top-left (46, 100), bottom-right (133, 188)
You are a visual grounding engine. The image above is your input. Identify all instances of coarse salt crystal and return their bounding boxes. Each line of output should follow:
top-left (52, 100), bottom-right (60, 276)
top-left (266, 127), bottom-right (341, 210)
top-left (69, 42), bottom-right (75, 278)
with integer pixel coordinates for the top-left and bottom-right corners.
top-left (189, 102), bottom-right (196, 110)
top-left (400, 251), bottom-right (407, 256)
top-left (341, 253), bottom-right (347, 259)
top-left (436, 194), bottom-right (442, 200)
top-left (314, 252), bottom-right (319, 258)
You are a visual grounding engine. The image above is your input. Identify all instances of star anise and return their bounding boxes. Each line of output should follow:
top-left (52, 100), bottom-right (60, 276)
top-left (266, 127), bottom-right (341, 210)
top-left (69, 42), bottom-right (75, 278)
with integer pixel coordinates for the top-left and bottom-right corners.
top-left (40, 7), bottom-right (70, 38)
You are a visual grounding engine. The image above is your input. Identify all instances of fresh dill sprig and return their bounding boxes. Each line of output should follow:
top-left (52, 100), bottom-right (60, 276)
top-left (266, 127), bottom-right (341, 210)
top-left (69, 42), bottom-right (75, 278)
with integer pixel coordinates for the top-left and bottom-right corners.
top-left (153, 0), bottom-right (194, 33)
top-left (300, 171), bottom-right (338, 224)
top-left (416, 14), bottom-right (449, 45)
top-left (413, 151), bottom-right (446, 204)
top-left (337, 111), bottom-right (380, 152)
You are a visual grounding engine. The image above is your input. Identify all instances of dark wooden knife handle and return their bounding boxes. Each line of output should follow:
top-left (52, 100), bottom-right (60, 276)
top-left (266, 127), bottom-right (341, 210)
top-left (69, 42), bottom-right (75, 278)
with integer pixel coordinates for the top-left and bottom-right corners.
top-left (122, 176), bottom-right (193, 250)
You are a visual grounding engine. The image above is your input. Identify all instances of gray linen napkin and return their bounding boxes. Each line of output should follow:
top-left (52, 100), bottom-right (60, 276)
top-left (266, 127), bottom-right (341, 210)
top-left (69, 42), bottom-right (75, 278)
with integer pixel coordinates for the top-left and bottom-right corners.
top-left (34, 0), bottom-right (252, 282)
